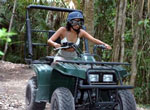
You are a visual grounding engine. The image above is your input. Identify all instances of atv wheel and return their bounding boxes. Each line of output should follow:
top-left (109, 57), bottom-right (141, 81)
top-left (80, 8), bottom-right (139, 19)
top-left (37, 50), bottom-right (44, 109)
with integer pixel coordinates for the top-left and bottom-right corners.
top-left (50, 87), bottom-right (75, 110)
top-left (114, 90), bottom-right (136, 110)
top-left (25, 76), bottom-right (46, 110)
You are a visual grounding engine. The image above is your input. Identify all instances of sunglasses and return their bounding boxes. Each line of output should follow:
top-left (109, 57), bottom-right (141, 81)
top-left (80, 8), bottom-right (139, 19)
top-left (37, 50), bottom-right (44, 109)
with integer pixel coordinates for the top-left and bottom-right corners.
top-left (70, 20), bottom-right (84, 26)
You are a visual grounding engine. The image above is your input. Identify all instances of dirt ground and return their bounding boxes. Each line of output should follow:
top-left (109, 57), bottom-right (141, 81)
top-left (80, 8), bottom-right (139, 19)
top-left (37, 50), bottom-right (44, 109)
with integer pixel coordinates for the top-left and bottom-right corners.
top-left (0, 61), bottom-right (149, 110)
top-left (0, 61), bottom-right (34, 110)
top-left (0, 61), bottom-right (50, 110)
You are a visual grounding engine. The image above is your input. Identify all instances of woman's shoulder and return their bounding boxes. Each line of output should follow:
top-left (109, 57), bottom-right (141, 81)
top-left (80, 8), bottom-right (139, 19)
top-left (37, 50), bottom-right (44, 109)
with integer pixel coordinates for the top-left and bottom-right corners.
top-left (57, 27), bottom-right (67, 38)
top-left (79, 29), bottom-right (86, 37)
top-left (58, 27), bottom-right (67, 32)
top-left (80, 29), bottom-right (86, 32)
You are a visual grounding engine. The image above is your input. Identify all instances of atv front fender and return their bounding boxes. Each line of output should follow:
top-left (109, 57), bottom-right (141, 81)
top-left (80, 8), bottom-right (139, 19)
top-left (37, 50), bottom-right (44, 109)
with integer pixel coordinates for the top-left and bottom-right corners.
top-left (53, 62), bottom-right (86, 79)
top-left (31, 64), bottom-right (53, 102)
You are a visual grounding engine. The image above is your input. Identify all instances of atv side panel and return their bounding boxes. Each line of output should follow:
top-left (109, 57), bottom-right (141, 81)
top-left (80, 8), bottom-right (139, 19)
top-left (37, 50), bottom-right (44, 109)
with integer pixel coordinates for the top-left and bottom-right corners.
top-left (31, 64), bottom-right (76, 102)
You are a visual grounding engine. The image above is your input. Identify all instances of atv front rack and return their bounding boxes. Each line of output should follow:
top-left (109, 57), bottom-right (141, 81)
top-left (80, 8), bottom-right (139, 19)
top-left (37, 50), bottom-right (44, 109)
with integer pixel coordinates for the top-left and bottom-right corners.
top-left (61, 60), bottom-right (134, 110)
top-left (56, 60), bottom-right (133, 89)
top-left (79, 85), bottom-right (133, 89)
top-left (56, 60), bottom-right (130, 66)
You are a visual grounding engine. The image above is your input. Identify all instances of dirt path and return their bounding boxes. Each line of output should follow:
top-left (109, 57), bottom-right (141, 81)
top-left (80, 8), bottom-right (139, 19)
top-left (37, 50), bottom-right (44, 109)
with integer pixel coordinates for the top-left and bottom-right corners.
top-left (0, 61), bottom-right (34, 110)
top-left (0, 61), bottom-right (51, 110)
top-left (0, 61), bottom-right (149, 110)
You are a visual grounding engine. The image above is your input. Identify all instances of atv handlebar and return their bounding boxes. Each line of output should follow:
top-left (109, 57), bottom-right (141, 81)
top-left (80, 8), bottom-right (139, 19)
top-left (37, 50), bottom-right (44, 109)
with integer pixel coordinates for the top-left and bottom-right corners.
top-left (93, 44), bottom-right (106, 54)
top-left (54, 42), bottom-right (75, 51)
top-left (54, 42), bottom-right (83, 57)
top-left (93, 44), bottom-right (106, 51)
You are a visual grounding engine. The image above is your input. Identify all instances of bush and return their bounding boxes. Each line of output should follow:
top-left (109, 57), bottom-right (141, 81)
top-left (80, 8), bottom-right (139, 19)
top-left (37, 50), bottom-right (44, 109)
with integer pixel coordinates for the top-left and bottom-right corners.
top-left (0, 28), bottom-right (16, 56)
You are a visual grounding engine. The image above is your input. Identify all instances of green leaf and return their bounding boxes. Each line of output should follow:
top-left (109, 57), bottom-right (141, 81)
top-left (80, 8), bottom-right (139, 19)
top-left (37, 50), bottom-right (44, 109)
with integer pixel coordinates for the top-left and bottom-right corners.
top-left (6, 38), bottom-right (11, 42)
top-left (138, 20), bottom-right (144, 25)
top-left (0, 51), bottom-right (4, 56)
top-left (144, 19), bottom-right (150, 28)
top-left (0, 28), bottom-right (17, 42)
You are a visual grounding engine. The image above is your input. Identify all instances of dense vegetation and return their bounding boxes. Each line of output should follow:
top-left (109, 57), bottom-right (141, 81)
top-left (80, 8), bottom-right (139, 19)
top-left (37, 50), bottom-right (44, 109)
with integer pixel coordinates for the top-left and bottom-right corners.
top-left (0, 0), bottom-right (150, 105)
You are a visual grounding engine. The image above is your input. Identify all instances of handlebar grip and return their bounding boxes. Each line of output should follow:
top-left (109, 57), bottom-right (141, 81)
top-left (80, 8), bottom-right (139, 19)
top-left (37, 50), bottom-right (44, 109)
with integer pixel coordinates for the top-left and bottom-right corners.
top-left (97, 45), bottom-right (106, 49)
top-left (54, 42), bottom-right (75, 51)
top-left (62, 42), bottom-right (74, 47)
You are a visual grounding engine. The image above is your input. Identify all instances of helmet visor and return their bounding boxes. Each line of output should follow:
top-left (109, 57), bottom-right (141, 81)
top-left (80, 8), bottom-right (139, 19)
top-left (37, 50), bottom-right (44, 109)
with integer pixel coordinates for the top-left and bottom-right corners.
top-left (70, 20), bottom-right (84, 26)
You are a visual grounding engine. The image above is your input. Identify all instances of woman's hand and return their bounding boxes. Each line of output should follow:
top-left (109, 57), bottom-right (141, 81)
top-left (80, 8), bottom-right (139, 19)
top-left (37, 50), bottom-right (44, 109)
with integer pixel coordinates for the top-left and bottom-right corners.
top-left (104, 44), bottom-right (112, 50)
top-left (54, 43), bottom-right (61, 48)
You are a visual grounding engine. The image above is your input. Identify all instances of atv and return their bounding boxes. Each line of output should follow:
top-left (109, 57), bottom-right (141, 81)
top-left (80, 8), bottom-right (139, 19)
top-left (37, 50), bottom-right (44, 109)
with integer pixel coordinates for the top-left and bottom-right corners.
top-left (25, 5), bottom-right (136, 110)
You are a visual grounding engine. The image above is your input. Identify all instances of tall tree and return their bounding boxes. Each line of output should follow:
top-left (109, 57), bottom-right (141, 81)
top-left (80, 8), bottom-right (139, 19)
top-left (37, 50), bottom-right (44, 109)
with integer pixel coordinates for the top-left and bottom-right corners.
top-left (112, 0), bottom-right (127, 62)
top-left (148, 0), bottom-right (150, 17)
top-left (130, 0), bottom-right (144, 92)
top-left (2, 0), bottom-right (17, 60)
top-left (146, 0), bottom-right (150, 104)
top-left (83, 0), bottom-right (94, 53)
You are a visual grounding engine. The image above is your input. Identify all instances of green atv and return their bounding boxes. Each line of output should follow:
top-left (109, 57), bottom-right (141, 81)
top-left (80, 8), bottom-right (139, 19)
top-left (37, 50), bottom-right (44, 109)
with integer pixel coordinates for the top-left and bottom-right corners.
top-left (25, 5), bottom-right (136, 110)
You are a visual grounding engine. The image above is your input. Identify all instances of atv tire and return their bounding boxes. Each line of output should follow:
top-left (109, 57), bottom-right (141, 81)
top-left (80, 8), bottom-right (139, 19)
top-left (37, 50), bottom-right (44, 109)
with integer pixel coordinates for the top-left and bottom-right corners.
top-left (25, 76), bottom-right (46, 110)
top-left (50, 87), bottom-right (75, 110)
top-left (115, 90), bottom-right (136, 110)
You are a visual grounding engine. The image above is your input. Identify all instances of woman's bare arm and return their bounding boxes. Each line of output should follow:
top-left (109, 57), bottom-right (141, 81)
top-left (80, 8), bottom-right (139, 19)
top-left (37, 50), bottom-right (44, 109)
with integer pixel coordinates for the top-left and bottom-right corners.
top-left (80, 29), bottom-right (112, 50)
top-left (47, 27), bottom-right (65, 48)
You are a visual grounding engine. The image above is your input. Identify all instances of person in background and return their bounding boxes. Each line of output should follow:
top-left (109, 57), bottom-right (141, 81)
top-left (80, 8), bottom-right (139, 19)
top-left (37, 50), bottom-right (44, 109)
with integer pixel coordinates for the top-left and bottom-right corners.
top-left (47, 11), bottom-right (112, 61)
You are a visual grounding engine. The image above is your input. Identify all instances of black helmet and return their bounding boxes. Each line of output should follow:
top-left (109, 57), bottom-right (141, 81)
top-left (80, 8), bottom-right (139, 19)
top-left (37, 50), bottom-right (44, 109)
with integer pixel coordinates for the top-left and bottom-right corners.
top-left (67, 11), bottom-right (84, 22)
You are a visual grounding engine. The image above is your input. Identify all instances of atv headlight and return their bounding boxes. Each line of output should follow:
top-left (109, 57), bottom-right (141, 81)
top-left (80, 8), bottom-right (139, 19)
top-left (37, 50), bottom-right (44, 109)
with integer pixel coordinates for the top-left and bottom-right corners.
top-left (89, 74), bottom-right (99, 82)
top-left (103, 74), bottom-right (113, 82)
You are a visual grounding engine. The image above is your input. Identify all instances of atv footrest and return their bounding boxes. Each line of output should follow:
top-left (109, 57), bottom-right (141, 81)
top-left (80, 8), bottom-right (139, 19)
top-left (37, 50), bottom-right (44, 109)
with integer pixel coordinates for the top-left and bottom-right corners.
top-left (79, 84), bottom-right (133, 89)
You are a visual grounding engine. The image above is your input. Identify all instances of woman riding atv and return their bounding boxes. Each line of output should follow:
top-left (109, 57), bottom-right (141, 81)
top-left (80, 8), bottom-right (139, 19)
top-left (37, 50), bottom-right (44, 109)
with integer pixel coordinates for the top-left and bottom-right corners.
top-left (47, 11), bottom-right (112, 61)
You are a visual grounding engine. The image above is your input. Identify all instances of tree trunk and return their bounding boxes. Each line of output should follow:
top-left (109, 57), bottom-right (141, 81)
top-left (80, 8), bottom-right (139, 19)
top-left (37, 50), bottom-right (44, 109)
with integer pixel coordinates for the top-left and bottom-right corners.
top-left (130, 0), bottom-right (144, 93)
top-left (2, 0), bottom-right (17, 60)
top-left (120, 0), bottom-right (127, 63)
top-left (83, 0), bottom-right (94, 53)
top-left (146, 0), bottom-right (150, 104)
top-left (112, 0), bottom-right (127, 62)
top-left (120, 34), bottom-right (125, 62)
top-left (146, 69), bottom-right (150, 104)
top-left (148, 0), bottom-right (150, 17)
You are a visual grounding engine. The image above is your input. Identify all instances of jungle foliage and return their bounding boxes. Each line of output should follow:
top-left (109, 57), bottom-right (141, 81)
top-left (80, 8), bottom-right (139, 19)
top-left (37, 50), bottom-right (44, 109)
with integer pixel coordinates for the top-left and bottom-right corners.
top-left (0, 28), bottom-right (16, 56)
top-left (0, 0), bottom-right (150, 105)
